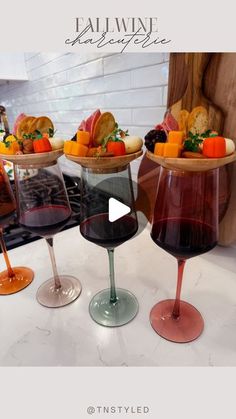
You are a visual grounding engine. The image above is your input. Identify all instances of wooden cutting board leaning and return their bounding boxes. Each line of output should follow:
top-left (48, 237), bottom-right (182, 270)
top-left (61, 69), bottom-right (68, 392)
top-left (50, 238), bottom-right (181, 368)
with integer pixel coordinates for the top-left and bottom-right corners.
top-left (137, 53), bottom-right (236, 245)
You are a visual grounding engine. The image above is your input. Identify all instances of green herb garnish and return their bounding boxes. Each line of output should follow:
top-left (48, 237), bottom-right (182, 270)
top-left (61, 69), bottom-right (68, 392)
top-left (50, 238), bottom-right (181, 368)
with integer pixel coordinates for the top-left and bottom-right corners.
top-left (184, 132), bottom-right (203, 152)
top-left (23, 130), bottom-right (42, 140)
top-left (184, 130), bottom-right (218, 152)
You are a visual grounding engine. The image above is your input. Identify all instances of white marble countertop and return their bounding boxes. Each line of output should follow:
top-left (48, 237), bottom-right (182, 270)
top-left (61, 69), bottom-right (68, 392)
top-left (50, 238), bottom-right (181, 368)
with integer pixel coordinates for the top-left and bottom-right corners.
top-left (1, 224), bottom-right (236, 367)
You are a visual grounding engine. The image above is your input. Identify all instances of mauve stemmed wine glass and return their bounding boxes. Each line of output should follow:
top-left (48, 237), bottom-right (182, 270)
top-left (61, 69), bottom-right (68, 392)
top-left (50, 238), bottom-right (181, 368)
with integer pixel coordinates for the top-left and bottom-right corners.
top-left (80, 165), bottom-right (139, 327)
top-left (14, 161), bottom-right (82, 307)
top-left (150, 167), bottom-right (219, 343)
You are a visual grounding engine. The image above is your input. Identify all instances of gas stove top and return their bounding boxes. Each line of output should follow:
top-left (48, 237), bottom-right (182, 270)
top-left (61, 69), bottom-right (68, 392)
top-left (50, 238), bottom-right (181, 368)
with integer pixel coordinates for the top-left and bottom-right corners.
top-left (2, 173), bottom-right (81, 251)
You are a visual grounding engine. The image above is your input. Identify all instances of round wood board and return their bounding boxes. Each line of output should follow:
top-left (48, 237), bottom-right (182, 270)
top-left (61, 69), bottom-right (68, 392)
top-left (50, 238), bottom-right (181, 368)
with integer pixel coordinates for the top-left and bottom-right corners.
top-left (0, 149), bottom-right (63, 165)
top-left (146, 150), bottom-right (236, 172)
top-left (65, 150), bottom-right (143, 170)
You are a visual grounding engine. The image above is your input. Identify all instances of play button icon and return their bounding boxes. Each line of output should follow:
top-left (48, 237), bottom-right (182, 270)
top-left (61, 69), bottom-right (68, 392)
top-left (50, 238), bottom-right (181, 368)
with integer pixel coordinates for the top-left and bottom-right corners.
top-left (108, 198), bottom-right (131, 222)
top-left (86, 175), bottom-right (150, 241)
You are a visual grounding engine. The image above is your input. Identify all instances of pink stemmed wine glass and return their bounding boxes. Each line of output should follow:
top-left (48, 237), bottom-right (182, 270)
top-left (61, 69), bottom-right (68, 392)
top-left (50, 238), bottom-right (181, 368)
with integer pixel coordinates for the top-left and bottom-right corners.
top-left (150, 167), bottom-right (219, 343)
top-left (14, 161), bottom-right (82, 308)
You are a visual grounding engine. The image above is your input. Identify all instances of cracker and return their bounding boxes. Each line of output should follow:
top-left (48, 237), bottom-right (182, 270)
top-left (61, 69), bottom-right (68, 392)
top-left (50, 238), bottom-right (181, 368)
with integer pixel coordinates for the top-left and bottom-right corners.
top-left (93, 112), bottom-right (116, 145)
top-left (29, 116), bottom-right (54, 135)
top-left (16, 116), bottom-right (36, 139)
top-left (188, 106), bottom-right (208, 135)
top-left (178, 109), bottom-right (189, 137)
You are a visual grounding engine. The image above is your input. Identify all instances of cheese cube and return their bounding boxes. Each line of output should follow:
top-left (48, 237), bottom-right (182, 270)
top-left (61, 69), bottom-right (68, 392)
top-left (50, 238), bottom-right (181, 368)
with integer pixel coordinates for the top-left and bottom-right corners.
top-left (154, 142), bottom-right (165, 156)
top-left (77, 130), bottom-right (90, 145)
top-left (163, 143), bottom-right (181, 157)
top-left (168, 131), bottom-right (184, 145)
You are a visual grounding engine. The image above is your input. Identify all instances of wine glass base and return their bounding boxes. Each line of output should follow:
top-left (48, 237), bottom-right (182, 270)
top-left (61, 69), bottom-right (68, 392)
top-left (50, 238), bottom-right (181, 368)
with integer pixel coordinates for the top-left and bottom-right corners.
top-left (0, 267), bottom-right (34, 295)
top-left (89, 288), bottom-right (139, 327)
top-left (36, 275), bottom-right (82, 308)
top-left (150, 299), bottom-right (204, 343)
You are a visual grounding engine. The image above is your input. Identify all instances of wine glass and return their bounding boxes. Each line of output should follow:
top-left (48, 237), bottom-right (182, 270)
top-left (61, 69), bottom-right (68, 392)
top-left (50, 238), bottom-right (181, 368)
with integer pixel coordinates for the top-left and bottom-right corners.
top-left (0, 159), bottom-right (34, 294)
top-left (14, 161), bottom-right (82, 307)
top-left (80, 165), bottom-right (139, 327)
top-left (150, 167), bottom-right (219, 343)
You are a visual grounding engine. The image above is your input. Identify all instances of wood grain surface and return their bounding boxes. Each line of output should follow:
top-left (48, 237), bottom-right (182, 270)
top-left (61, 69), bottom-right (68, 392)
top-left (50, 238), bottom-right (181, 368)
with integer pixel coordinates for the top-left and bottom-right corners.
top-left (146, 151), bottom-right (236, 172)
top-left (65, 150), bottom-right (143, 172)
top-left (169, 53), bottom-right (224, 134)
top-left (203, 53), bottom-right (236, 245)
top-left (0, 148), bottom-right (63, 166)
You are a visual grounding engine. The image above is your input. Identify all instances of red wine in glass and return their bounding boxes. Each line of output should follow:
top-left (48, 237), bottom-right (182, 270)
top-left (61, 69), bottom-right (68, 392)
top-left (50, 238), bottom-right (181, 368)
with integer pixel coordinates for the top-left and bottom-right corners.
top-left (150, 167), bottom-right (219, 343)
top-left (80, 213), bottom-right (138, 249)
top-left (151, 218), bottom-right (217, 259)
top-left (20, 205), bottom-right (71, 237)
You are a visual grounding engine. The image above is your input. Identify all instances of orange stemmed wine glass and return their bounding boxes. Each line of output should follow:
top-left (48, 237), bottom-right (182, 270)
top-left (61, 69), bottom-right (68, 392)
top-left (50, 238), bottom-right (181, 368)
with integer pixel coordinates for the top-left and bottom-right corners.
top-left (0, 159), bottom-right (34, 294)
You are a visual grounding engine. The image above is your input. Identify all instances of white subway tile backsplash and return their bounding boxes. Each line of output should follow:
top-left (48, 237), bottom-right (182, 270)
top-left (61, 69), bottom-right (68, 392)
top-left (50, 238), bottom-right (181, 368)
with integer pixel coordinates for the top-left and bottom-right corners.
top-left (67, 59), bottom-right (103, 83)
top-left (104, 87), bottom-right (163, 108)
top-left (24, 53), bottom-right (38, 61)
top-left (132, 107), bottom-right (166, 127)
top-left (131, 63), bottom-right (169, 88)
top-left (102, 108), bottom-right (132, 125)
top-left (163, 85), bottom-right (168, 106)
top-left (123, 126), bottom-right (151, 138)
top-left (45, 110), bottom-right (84, 124)
top-left (0, 52), bottom-right (169, 176)
top-left (103, 53), bottom-right (164, 75)
top-left (71, 94), bottom-right (105, 111)
top-left (163, 53), bottom-right (170, 62)
top-left (26, 53), bottom-right (63, 72)
top-left (104, 71), bottom-right (131, 92)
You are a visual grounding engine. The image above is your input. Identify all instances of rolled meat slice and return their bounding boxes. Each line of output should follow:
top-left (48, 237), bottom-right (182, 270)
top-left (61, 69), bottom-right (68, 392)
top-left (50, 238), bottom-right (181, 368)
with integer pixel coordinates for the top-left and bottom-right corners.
top-left (155, 110), bottom-right (179, 134)
top-left (78, 109), bottom-right (102, 144)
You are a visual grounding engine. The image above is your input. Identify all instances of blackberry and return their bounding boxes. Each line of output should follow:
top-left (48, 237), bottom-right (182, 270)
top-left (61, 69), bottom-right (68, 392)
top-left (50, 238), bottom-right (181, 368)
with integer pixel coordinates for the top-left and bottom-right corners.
top-left (144, 129), bottom-right (167, 152)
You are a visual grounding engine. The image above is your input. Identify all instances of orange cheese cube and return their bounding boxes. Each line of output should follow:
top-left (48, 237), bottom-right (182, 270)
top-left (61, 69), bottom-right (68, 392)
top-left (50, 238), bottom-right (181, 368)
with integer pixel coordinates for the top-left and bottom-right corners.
top-left (71, 143), bottom-right (88, 156)
top-left (154, 142), bottom-right (165, 156)
top-left (163, 143), bottom-right (181, 157)
top-left (64, 141), bottom-right (88, 157)
top-left (154, 142), bottom-right (181, 158)
top-left (63, 140), bottom-right (74, 154)
top-left (76, 130), bottom-right (90, 145)
top-left (168, 131), bottom-right (184, 145)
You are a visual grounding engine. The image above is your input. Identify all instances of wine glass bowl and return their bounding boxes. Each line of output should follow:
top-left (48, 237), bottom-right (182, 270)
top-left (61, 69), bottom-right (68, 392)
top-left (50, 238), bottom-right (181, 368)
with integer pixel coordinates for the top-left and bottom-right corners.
top-left (80, 165), bottom-right (139, 327)
top-left (150, 167), bottom-right (219, 343)
top-left (14, 161), bottom-right (82, 307)
top-left (0, 159), bottom-right (34, 294)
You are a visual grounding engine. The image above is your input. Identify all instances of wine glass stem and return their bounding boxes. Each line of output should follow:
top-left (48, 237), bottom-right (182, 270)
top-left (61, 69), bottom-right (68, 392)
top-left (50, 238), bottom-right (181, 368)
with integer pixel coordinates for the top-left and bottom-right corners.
top-left (107, 248), bottom-right (118, 304)
top-left (0, 228), bottom-right (15, 278)
top-left (46, 237), bottom-right (62, 290)
top-left (172, 259), bottom-right (186, 319)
